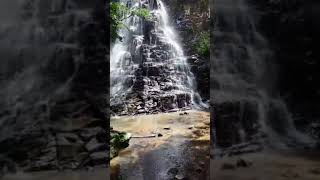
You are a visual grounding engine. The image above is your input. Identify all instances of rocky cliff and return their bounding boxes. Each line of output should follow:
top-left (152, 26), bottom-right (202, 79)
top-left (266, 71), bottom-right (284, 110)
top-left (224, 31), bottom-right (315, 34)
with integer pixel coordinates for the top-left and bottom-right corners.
top-left (163, 0), bottom-right (210, 101)
top-left (110, 0), bottom-right (210, 116)
top-left (0, 0), bottom-right (108, 174)
top-left (253, 0), bottom-right (320, 143)
top-left (211, 0), bottom-right (316, 153)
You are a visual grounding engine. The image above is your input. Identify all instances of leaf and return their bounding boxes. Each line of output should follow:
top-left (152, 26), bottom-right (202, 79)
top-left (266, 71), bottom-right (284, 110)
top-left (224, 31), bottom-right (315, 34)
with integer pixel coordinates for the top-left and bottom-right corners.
top-left (132, 8), bottom-right (151, 19)
top-left (110, 2), bottom-right (151, 41)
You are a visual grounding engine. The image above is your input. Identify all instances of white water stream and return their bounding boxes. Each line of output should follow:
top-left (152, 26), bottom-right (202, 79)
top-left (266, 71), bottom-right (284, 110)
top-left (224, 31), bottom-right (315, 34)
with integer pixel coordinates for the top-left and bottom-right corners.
top-left (110, 0), bottom-right (206, 111)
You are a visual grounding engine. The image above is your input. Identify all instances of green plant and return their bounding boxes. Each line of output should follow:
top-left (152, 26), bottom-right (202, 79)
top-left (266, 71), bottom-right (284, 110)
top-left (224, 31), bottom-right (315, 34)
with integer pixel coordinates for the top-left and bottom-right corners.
top-left (200, 0), bottom-right (209, 10)
top-left (110, 131), bottom-right (131, 159)
top-left (110, 2), bottom-right (150, 42)
top-left (111, 132), bottom-right (130, 148)
top-left (132, 8), bottom-right (150, 19)
top-left (194, 32), bottom-right (210, 57)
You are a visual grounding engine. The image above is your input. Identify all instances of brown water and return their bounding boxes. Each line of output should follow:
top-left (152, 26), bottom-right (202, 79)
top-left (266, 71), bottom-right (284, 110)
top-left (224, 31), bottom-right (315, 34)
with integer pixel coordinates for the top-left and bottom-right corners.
top-left (110, 110), bottom-right (210, 180)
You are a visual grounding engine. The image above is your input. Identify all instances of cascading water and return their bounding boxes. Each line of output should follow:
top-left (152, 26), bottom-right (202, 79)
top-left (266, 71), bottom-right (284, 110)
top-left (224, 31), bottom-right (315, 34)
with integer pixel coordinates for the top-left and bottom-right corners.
top-left (110, 0), bottom-right (205, 115)
top-left (0, 0), bottom-right (109, 172)
top-left (0, 0), bottom-right (91, 139)
top-left (213, 0), bottom-right (315, 148)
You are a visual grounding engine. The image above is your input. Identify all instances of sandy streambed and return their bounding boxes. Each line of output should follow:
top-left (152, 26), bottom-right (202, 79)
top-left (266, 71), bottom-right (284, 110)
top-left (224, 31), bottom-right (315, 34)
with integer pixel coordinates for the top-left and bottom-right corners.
top-left (1, 168), bottom-right (107, 180)
top-left (211, 149), bottom-right (320, 180)
top-left (110, 110), bottom-right (210, 180)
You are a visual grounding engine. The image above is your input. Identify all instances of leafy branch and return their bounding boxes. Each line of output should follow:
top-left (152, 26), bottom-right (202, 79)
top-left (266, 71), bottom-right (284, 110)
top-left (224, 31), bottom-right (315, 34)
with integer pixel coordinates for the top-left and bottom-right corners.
top-left (110, 2), bottom-right (151, 42)
top-left (194, 32), bottom-right (210, 57)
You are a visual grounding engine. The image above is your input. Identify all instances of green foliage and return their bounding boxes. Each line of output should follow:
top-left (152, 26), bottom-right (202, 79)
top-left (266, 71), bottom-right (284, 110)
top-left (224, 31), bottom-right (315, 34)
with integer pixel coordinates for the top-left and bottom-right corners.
top-left (194, 32), bottom-right (210, 57)
top-left (110, 131), bottom-right (131, 159)
top-left (111, 132), bottom-right (130, 148)
top-left (110, 2), bottom-right (128, 42)
top-left (132, 8), bottom-right (151, 19)
top-left (200, 0), bottom-right (209, 10)
top-left (110, 2), bottom-right (150, 42)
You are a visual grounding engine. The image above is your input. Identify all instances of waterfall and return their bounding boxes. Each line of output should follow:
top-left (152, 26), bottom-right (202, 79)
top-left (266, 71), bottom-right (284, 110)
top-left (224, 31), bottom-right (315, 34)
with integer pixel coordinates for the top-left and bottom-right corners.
top-left (0, 0), bottom-right (91, 137)
top-left (213, 0), bottom-right (315, 148)
top-left (110, 0), bottom-right (206, 115)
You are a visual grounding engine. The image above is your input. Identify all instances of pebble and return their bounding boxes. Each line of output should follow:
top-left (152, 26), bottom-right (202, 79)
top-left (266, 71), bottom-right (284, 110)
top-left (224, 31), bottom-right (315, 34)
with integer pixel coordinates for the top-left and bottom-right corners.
top-left (175, 174), bottom-right (186, 180)
top-left (199, 161), bottom-right (205, 167)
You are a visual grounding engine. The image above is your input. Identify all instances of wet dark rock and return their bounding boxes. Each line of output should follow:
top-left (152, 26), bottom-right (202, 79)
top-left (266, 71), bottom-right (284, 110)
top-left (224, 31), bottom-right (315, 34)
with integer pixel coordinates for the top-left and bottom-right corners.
top-left (0, 157), bottom-right (17, 174)
top-left (281, 169), bottom-right (300, 178)
top-left (236, 158), bottom-right (252, 167)
top-left (110, 0), bottom-right (203, 116)
top-left (96, 129), bottom-right (107, 143)
top-left (26, 156), bottom-right (57, 172)
top-left (196, 167), bottom-right (202, 173)
top-left (168, 167), bottom-right (179, 175)
top-left (56, 145), bottom-right (84, 162)
top-left (78, 127), bottom-right (102, 142)
top-left (161, 0), bottom-right (210, 101)
top-left (85, 152), bottom-right (108, 167)
top-left (253, 0), bottom-right (320, 144)
top-left (85, 138), bottom-right (102, 152)
top-left (221, 163), bottom-right (236, 170)
top-left (85, 119), bottom-right (104, 128)
top-left (0, 0), bottom-right (107, 173)
top-left (214, 100), bottom-right (260, 148)
top-left (309, 168), bottom-right (320, 175)
top-left (57, 133), bottom-right (83, 144)
top-left (217, 142), bottom-right (263, 157)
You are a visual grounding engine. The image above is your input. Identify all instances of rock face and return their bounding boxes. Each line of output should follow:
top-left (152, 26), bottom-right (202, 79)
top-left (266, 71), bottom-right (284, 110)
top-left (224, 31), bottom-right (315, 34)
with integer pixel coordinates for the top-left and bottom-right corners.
top-left (211, 0), bottom-right (315, 150)
top-left (0, 0), bottom-right (108, 174)
top-left (110, 0), bottom-right (205, 115)
top-left (253, 0), bottom-right (320, 143)
top-left (214, 100), bottom-right (259, 147)
top-left (163, 0), bottom-right (210, 101)
top-left (211, 0), bottom-right (270, 149)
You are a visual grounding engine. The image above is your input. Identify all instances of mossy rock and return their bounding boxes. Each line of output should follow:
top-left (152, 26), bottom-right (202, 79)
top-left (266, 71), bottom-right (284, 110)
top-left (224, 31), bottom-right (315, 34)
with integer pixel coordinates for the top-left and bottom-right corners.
top-left (110, 130), bottom-right (131, 159)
